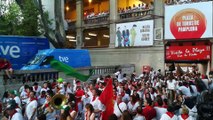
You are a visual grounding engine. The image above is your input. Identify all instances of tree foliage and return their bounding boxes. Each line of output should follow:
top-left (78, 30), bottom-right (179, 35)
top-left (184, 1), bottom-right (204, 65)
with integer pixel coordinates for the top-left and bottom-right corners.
top-left (0, 0), bottom-right (41, 36)
top-left (0, 0), bottom-right (67, 48)
top-left (15, 0), bottom-right (67, 48)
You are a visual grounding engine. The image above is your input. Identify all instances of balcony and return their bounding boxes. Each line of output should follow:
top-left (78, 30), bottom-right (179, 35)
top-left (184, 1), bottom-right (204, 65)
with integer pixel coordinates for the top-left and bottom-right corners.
top-left (118, 8), bottom-right (154, 22)
top-left (84, 13), bottom-right (110, 27)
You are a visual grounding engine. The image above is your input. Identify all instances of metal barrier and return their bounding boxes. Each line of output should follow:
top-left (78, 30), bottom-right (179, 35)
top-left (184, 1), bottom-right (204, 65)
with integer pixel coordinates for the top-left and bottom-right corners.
top-left (0, 64), bottom-right (135, 95)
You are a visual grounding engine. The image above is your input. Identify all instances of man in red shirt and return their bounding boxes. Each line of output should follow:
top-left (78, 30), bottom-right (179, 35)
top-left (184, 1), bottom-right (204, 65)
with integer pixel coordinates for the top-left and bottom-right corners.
top-left (0, 58), bottom-right (13, 80)
top-left (75, 81), bottom-right (84, 112)
top-left (142, 98), bottom-right (156, 120)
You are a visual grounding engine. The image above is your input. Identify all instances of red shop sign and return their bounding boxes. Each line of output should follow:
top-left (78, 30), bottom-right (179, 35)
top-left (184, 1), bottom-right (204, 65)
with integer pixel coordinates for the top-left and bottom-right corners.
top-left (166, 45), bottom-right (211, 61)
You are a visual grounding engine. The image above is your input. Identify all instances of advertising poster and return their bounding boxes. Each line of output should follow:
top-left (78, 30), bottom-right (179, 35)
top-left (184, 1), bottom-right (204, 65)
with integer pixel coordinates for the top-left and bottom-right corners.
top-left (164, 1), bottom-right (213, 40)
top-left (115, 20), bottom-right (154, 47)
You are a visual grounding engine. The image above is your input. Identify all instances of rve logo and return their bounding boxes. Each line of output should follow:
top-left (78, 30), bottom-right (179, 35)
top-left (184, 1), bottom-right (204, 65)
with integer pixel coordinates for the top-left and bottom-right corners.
top-left (59, 56), bottom-right (69, 63)
top-left (0, 45), bottom-right (20, 58)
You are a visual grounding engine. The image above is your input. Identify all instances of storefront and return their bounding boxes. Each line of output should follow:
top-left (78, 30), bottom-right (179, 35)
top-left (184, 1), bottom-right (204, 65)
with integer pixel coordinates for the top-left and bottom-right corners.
top-left (164, 1), bottom-right (213, 74)
top-left (165, 41), bottom-right (211, 74)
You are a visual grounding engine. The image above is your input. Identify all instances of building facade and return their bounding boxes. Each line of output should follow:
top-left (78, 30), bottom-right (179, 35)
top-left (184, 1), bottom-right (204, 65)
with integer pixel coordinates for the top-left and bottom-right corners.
top-left (57, 0), bottom-right (212, 75)
top-left (63, 0), bottom-right (165, 74)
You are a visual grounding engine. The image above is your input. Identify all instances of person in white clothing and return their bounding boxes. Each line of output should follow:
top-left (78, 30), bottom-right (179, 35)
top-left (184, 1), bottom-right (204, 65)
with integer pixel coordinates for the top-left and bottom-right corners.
top-left (25, 91), bottom-right (38, 120)
top-left (178, 82), bottom-right (192, 97)
top-left (90, 89), bottom-right (105, 119)
top-left (114, 95), bottom-right (127, 118)
top-left (9, 90), bottom-right (22, 109)
top-left (6, 100), bottom-right (23, 120)
top-left (115, 69), bottom-right (123, 83)
top-left (32, 82), bottom-right (42, 97)
top-left (66, 82), bottom-right (73, 94)
top-left (178, 106), bottom-right (194, 120)
top-left (160, 105), bottom-right (178, 120)
top-left (167, 76), bottom-right (177, 102)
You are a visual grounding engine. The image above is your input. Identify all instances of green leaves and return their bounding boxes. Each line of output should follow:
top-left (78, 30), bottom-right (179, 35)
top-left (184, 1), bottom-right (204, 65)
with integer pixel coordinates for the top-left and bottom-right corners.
top-left (0, 0), bottom-right (41, 36)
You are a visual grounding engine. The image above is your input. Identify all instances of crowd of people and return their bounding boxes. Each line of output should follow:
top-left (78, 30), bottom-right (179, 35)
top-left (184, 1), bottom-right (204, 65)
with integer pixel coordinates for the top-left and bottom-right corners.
top-left (118, 2), bottom-right (154, 14)
top-left (84, 11), bottom-right (109, 20)
top-left (1, 66), bottom-right (213, 120)
top-left (165, 0), bottom-right (212, 5)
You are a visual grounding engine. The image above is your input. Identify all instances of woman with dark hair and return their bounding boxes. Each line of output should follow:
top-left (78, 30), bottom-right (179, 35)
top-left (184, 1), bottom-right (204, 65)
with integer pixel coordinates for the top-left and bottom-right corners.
top-left (60, 105), bottom-right (72, 120)
top-left (66, 93), bottom-right (77, 120)
top-left (85, 103), bottom-right (95, 120)
top-left (133, 106), bottom-right (145, 120)
top-left (120, 110), bottom-right (132, 120)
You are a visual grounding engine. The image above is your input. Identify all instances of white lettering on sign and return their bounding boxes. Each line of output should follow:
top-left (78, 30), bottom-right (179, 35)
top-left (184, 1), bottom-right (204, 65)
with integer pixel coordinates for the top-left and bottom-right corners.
top-left (0, 45), bottom-right (20, 58)
top-left (59, 56), bottom-right (69, 63)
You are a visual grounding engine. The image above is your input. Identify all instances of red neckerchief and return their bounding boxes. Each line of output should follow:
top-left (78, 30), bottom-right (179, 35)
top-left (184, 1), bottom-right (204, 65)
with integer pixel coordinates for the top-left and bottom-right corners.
top-left (181, 114), bottom-right (189, 120)
top-left (166, 112), bottom-right (174, 118)
top-left (40, 94), bottom-right (46, 98)
top-left (69, 108), bottom-right (75, 113)
top-left (30, 97), bottom-right (37, 102)
top-left (45, 103), bottom-right (49, 108)
top-left (92, 96), bottom-right (96, 102)
top-left (34, 86), bottom-right (38, 91)
top-left (25, 90), bottom-right (30, 97)
top-left (121, 92), bottom-right (125, 97)
top-left (9, 110), bottom-right (17, 119)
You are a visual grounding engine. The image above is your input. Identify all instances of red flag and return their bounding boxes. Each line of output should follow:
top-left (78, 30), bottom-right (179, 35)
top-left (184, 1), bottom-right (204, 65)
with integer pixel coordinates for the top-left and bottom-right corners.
top-left (99, 79), bottom-right (114, 120)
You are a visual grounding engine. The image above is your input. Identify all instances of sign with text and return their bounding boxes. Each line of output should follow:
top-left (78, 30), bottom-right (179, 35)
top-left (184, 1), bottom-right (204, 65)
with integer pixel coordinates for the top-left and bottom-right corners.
top-left (115, 20), bottom-right (153, 47)
top-left (165, 1), bottom-right (213, 39)
top-left (166, 45), bottom-right (211, 61)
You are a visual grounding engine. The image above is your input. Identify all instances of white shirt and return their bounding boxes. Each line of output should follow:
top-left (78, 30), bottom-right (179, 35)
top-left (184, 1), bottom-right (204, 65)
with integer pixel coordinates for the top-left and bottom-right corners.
top-left (40, 87), bottom-right (50, 93)
top-left (115, 71), bottom-right (123, 82)
top-left (9, 112), bottom-right (23, 120)
top-left (160, 113), bottom-right (178, 120)
top-left (25, 100), bottom-right (38, 119)
top-left (66, 86), bottom-right (73, 94)
top-left (127, 101), bottom-right (140, 112)
top-left (154, 107), bottom-right (167, 120)
top-left (190, 85), bottom-right (198, 97)
top-left (14, 96), bottom-right (21, 108)
top-left (90, 97), bottom-right (104, 111)
top-left (114, 102), bottom-right (127, 118)
top-left (33, 86), bottom-right (42, 96)
top-left (133, 115), bottom-right (145, 120)
top-left (167, 79), bottom-right (177, 90)
top-left (178, 86), bottom-right (192, 97)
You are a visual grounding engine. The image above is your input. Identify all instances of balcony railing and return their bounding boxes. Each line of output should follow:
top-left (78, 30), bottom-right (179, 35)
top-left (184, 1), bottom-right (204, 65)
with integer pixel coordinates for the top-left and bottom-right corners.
top-left (84, 13), bottom-right (110, 24)
top-left (118, 9), bottom-right (154, 20)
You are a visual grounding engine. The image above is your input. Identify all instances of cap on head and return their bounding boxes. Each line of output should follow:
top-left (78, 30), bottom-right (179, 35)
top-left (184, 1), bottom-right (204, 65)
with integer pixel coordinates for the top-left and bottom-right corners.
top-left (57, 78), bottom-right (64, 83)
top-left (9, 90), bottom-right (18, 96)
top-left (6, 100), bottom-right (17, 110)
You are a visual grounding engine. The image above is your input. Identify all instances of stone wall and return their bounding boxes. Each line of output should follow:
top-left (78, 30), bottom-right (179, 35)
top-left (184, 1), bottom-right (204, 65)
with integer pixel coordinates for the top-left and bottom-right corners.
top-left (90, 46), bottom-right (165, 74)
